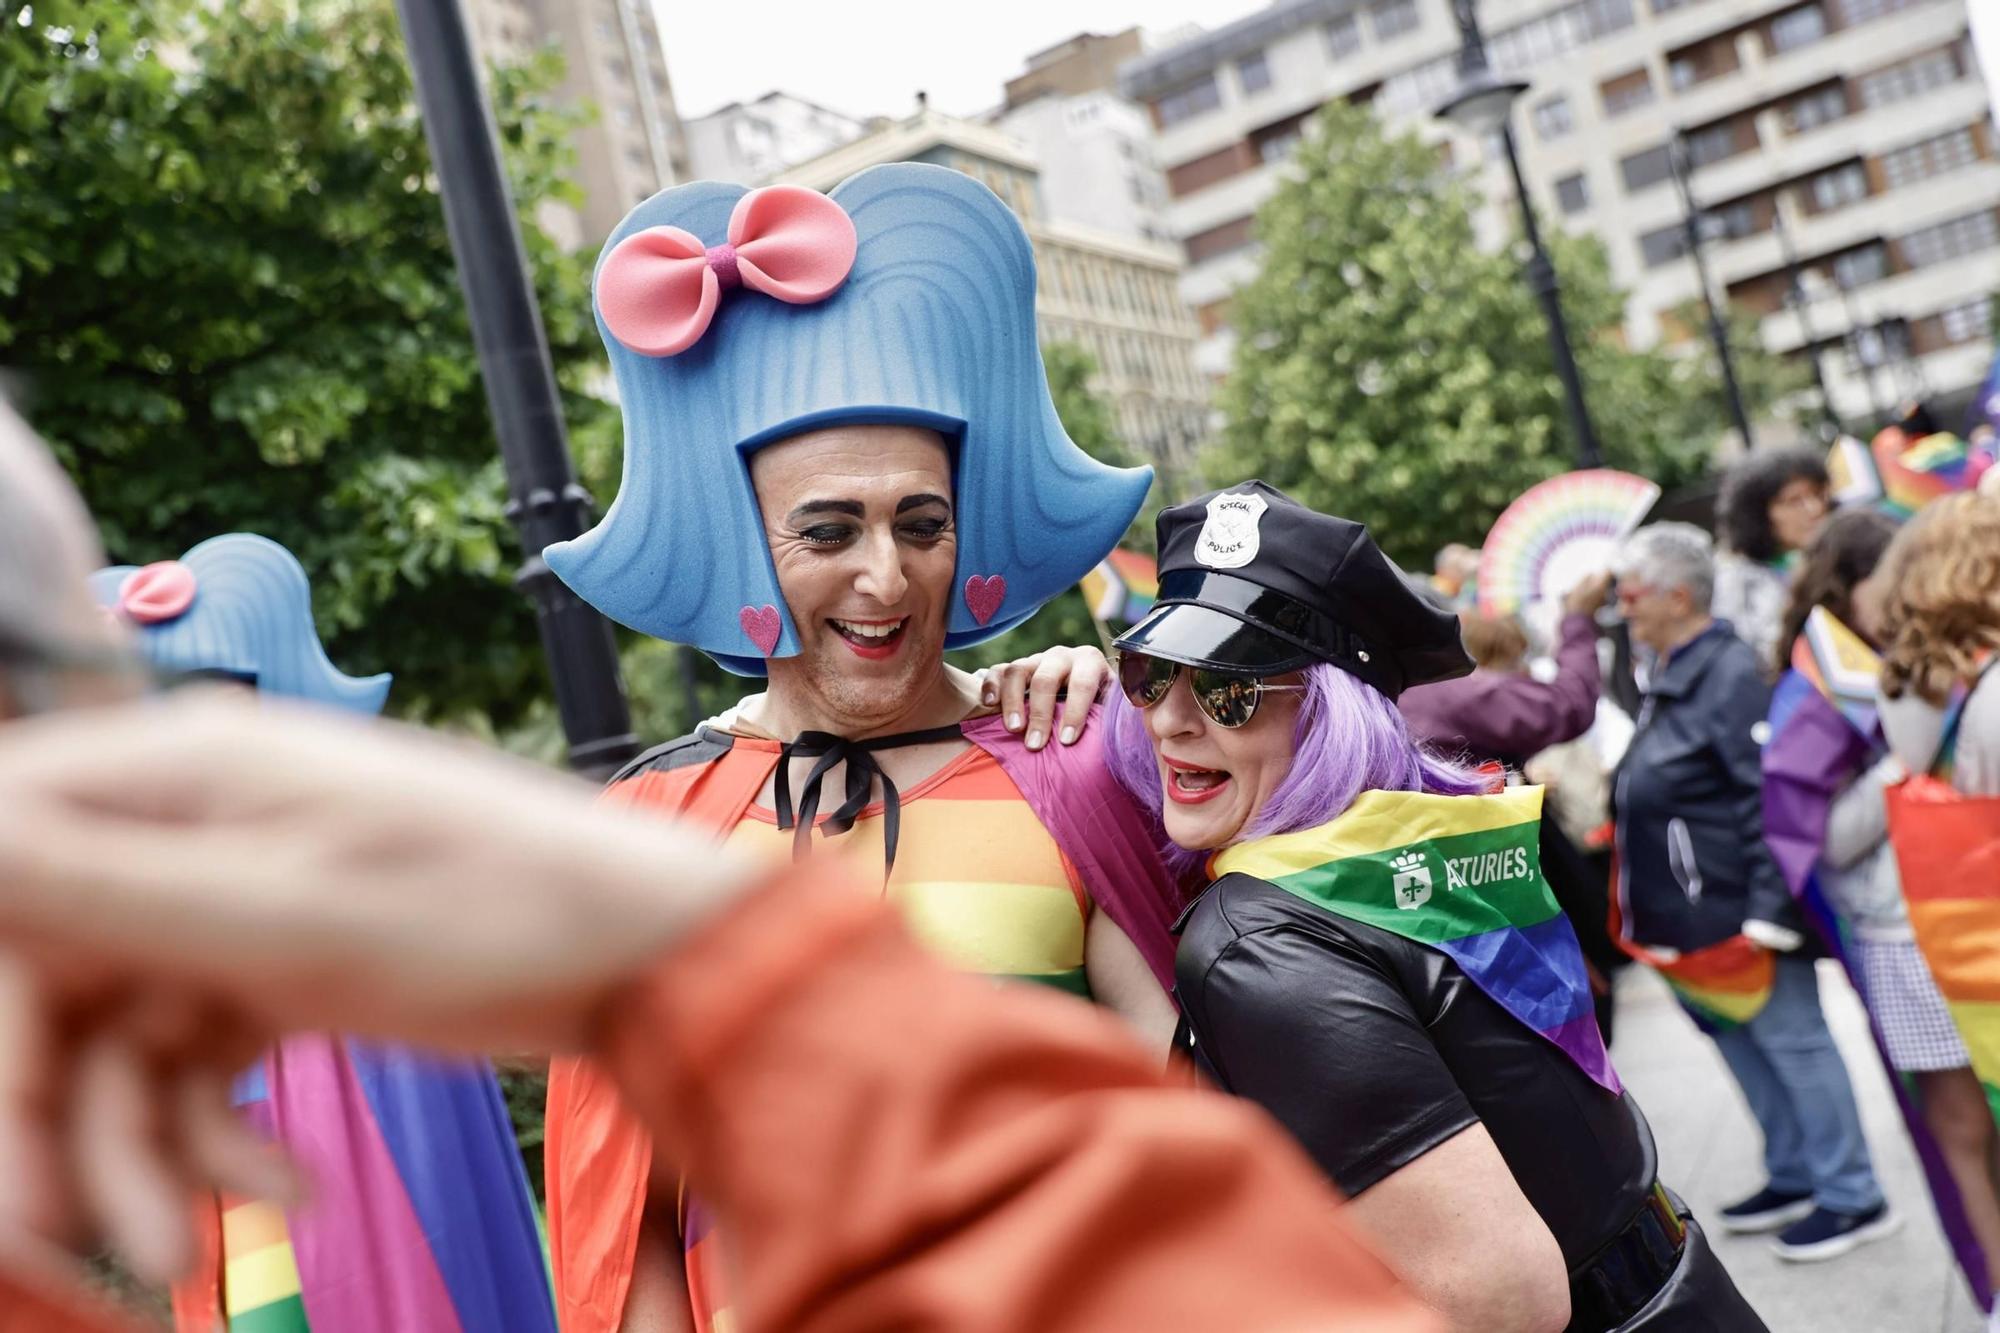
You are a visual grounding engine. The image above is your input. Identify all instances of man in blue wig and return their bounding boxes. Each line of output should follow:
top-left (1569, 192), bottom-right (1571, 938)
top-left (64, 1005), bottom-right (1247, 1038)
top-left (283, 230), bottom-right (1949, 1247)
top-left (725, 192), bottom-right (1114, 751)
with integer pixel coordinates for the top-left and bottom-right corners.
top-left (541, 163), bottom-right (1182, 1332)
top-left (89, 534), bottom-right (555, 1333)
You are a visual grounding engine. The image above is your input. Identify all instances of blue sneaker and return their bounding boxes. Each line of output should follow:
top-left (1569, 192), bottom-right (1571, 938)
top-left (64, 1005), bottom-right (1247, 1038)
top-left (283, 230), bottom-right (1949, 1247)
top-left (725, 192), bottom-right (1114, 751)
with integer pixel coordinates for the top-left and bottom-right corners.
top-left (1717, 1186), bottom-right (1814, 1234)
top-left (1772, 1202), bottom-right (1901, 1262)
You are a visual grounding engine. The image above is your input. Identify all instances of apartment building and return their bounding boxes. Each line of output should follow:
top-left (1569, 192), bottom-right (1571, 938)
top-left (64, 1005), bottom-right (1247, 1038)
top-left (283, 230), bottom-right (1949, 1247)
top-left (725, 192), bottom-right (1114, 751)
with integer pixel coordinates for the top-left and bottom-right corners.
top-left (1122, 0), bottom-right (1998, 423)
top-left (465, 0), bottom-right (690, 246)
top-left (773, 109), bottom-right (1212, 467)
top-left (683, 92), bottom-right (874, 184)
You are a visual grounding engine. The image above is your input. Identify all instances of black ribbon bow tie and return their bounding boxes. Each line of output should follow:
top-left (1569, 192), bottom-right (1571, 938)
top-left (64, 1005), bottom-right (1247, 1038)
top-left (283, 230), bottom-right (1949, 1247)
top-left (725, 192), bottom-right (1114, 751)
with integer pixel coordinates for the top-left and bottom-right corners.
top-left (772, 724), bottom-right (966, 878)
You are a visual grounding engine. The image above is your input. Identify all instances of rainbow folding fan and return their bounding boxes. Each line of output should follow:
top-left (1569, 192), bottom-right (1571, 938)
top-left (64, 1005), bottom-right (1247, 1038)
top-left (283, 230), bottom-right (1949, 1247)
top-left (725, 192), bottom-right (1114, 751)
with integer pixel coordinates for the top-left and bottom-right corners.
top-left (1477, 469), bottom-right (1660, 616)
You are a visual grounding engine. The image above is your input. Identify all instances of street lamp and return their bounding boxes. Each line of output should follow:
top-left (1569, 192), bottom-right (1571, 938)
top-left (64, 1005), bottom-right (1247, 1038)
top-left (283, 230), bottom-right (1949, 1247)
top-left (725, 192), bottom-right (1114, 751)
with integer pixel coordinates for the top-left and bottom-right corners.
top-left (395, 0), bottom-right (638, 778)
top-left (1435, 0), bottom-right (1602, 469)
top-left (1665, 130), bottom-right (1755, 450)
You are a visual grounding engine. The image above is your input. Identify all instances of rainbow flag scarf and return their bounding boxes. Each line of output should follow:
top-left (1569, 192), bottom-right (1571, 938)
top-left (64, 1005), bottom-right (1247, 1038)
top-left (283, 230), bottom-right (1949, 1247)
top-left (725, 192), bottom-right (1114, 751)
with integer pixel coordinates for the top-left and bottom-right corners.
top-left (1211, 787), bottom-right (1620, 1092)
top-left (1636, 935), bottom-right (1776, 1033)
top-left (213, 1038), bottom-right (556, 1332)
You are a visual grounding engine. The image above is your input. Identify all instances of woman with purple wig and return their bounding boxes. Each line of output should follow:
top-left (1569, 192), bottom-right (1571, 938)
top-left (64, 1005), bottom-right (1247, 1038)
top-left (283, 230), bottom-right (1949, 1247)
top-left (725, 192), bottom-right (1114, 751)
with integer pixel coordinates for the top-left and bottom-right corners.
top-left (1099, 483), bottom-right (1762, 1332)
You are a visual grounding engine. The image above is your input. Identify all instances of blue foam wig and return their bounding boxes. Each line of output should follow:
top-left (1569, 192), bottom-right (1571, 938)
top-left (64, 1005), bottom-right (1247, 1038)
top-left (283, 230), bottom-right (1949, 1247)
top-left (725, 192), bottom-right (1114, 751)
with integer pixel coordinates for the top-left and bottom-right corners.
top-left (544, 161), bottom-right (1154, 675)
top-left (90, 533), bottom-right (391, 715)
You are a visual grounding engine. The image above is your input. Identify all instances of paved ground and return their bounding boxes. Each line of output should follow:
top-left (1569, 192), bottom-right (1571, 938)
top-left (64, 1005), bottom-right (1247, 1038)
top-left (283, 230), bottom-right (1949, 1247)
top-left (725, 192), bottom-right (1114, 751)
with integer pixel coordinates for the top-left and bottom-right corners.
top-left (1612, 961), bottom-right (1986, 1333)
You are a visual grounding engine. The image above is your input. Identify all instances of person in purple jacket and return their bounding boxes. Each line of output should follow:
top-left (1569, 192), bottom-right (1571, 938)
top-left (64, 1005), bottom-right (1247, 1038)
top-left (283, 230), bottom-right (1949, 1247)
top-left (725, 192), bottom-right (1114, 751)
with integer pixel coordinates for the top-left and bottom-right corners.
top-left (1400, 572), bottom-right (1624, 1038)
top-left (1399, 573), bottom-right (1611, 766)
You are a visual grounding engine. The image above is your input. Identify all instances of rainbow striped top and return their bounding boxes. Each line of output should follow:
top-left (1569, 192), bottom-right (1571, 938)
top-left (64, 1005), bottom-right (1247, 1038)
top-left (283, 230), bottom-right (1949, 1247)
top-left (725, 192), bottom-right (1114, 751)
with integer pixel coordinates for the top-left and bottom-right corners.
top-left (682, 741), bottom-right (1091, 1332)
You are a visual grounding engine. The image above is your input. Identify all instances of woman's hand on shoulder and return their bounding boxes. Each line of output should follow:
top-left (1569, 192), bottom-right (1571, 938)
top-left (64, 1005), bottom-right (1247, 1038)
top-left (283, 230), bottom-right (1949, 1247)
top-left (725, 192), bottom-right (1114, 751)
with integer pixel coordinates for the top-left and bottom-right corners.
top-left (980, 645), bottom-right (1109, 751)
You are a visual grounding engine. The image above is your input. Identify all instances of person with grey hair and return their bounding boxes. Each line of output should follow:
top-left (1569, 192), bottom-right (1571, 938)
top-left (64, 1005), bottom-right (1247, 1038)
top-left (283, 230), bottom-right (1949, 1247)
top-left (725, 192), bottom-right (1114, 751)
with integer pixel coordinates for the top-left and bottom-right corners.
top-left (1611, 522), bottom-right (1893, 1263)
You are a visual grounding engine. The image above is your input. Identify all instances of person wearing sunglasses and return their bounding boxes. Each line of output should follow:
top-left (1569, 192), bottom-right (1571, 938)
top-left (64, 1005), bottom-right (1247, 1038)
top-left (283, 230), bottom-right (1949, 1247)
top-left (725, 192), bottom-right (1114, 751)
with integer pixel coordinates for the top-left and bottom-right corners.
top-left (1100, 483), bottom-right (1763, 1332)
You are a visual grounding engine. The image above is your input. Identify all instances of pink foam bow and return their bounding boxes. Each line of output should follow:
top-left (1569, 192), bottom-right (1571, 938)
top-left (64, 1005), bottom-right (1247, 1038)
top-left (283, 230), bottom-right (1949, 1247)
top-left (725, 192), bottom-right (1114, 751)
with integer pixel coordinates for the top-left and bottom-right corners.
top-left (597, 186), bottom-right (857, 357)
top-left (118, 561), bottom-right (197, 625)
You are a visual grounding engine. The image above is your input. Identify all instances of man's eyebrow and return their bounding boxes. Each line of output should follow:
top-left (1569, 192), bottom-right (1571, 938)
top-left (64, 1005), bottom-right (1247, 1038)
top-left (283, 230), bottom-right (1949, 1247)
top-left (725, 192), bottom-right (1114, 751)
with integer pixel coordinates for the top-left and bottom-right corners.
top-left (897, 493), bottom-right (952, 514)
top-left (785, 499), bottom-right (865, 524)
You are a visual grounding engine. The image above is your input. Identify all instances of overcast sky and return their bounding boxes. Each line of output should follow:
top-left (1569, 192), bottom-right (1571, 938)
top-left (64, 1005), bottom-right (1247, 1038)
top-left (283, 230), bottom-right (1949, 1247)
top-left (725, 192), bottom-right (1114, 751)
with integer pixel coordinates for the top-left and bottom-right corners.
top-left (650, 0), bottom-right (1270, 121)
top-left (655, 1), bottom-right (2000, 127)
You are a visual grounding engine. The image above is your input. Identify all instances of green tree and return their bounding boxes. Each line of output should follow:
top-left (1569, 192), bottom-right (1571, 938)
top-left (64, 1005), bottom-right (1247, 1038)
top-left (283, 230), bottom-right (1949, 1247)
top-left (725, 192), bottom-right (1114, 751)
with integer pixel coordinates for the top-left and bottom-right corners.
top-left (1209, 103), bottom-right (1800, 568)
top-left (1, 0), bottom-right (618, 729)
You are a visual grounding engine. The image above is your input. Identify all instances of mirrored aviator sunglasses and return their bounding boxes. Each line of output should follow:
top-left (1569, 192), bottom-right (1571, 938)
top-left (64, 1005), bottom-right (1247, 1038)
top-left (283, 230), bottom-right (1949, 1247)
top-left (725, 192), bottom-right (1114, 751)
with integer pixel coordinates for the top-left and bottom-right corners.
top-left (1116, 651), bottom-right (1305, 729)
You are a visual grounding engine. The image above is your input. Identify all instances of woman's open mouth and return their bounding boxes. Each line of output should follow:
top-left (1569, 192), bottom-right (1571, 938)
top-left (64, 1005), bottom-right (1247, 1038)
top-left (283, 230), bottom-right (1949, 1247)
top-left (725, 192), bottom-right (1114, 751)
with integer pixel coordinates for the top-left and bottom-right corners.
top-left (829, 617), bottom-right (909, 660)
top-left (1163, 755), bottom-right (1232, 805)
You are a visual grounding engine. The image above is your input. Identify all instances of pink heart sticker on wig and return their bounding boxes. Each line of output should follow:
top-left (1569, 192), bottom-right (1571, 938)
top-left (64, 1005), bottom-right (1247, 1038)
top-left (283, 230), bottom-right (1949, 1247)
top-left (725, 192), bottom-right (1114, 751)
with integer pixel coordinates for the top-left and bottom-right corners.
top-left (118, 561), bottom-right (197, 625)
top-left (739, 604), bottom-right (782, 656)
top-left (964, 574), bottom-right (1007, 627)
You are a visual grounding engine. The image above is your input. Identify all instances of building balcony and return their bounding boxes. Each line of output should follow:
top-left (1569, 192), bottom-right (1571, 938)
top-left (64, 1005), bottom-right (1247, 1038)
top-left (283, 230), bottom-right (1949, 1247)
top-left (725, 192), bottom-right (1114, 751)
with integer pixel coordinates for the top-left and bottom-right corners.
top-left (1166, 158), bottom-right (1289, 243)
top-left (1759, 256), bottom-right (2000, 355)
top-left (1687, 77), bottom-right (1988, 205)
top-left (1660, 0), bottom-right (1964, 143)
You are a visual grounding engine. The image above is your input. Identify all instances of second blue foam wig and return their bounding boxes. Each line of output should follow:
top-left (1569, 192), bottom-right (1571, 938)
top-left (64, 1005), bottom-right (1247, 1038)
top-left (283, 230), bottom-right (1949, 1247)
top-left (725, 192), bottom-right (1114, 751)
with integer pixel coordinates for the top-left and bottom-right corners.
top-left (90, 533), bottom-right (391, 715)
top-left (544, 161), bottom-right (1154, 675)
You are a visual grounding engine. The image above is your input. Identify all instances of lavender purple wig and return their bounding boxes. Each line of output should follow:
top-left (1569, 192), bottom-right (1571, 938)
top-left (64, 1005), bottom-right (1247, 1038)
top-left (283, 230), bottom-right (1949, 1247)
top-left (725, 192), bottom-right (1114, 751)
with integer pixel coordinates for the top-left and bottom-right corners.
top-left (1104, 661), bottom-right (1487, 882)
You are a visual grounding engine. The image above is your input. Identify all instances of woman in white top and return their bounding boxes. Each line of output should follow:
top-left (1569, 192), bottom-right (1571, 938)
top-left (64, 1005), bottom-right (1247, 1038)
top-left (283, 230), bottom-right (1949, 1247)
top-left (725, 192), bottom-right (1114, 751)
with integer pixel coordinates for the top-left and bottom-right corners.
top-left (1713, 448), bottom-right (1830, 671)
top-left (1876, 493), bottom-right (2000, 1328)
top-left (1781, 508), bottom-right (2000, 1287)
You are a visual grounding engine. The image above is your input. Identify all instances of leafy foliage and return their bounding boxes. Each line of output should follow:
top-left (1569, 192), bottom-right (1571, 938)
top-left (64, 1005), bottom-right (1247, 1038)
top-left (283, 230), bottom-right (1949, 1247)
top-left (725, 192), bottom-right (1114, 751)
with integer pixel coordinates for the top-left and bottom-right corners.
top-left (1209, 103), bottom-right (1805, 568)
top-left (2, 0), bottom-right (618, 729)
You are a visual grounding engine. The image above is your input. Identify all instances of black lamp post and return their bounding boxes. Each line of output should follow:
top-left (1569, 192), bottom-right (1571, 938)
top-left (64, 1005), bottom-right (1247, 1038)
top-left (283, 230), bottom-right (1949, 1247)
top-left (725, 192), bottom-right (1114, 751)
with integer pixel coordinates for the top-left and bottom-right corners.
top-left (1434, 0), bottom-right (1602, 469)
top-left (395, 0), bottom-right (638, 778)
top-left (1665, 130), bottom-right (1756, 450)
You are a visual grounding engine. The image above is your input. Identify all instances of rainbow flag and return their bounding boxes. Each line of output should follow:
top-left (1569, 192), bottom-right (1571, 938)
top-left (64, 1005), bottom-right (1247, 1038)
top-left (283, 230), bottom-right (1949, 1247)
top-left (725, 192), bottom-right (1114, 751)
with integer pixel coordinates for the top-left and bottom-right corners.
top-left (1872, 427), bottom-right (1982, 518)
top-left (205, 1039), bottom-right (556, 1332)
top-left (1763, 610), bottom-right (1882, 897)
top-left (1210, 787), bottom-right (1619, 1091)
top-left (1079, 547), bottom-right (1158, 625)
top-left (1896, 774), bottom-right (2000, 1134)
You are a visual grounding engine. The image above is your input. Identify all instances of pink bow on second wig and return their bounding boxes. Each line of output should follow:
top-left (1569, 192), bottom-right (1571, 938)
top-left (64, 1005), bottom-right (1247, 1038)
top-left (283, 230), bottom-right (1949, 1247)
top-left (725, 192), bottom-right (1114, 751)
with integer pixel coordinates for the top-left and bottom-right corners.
top-left (597, 185), bottom-right (858, 357)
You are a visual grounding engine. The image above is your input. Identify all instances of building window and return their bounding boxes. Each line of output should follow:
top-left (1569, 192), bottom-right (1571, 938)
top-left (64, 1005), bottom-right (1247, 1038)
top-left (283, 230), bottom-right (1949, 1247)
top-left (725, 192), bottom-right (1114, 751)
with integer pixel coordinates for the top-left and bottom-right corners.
top-left (1880, 127), bottom-right (1980, 191)
top-left (1185, 215), bottom-right (1256, 265)
top-left (1684, 120), bottom-right (1746, 168)
top-left (1938, 296), bottom-right (1993, 345)
top-left (1712, 199), bottom-right (1759, 239)
top-left (1488, 0), bottom-right (1634, 73)
top-left (1901, 210), bottom-right (2000, 269)
top-left (1155, 76), bottom-right (1222, 127)
top-left (1839, 0), bottom-right (1919, 22)
top-left (1377, 54), bottom-right (1460, 116)
top-left (1556, 173), bottom-right (1590, 214)
top-left (1369, 0), bottom-right (1420, 41)
top-left (1324, 14), bottom-right (1361, 58)
top-left (1651, 0), bottom-right (1700, 11)
top-left (1768, 5), bottom-right (1827, 54)
top-left (1620, 144), bottom-right (1673, 193)
top-left (1167, 142), bottom-right (1253, 198)
top-left (1599, 69), bottom-right (1654, 118)
top-left (1236, 51), bottom-right (1273, 95)
top-left (1639, 225), bottom-right (1684, 268)
top-left (1831, 243), bottom-right (1888, 289)
top-left (1859, 48), bottom-right (1961, 109)
top-left (1785, 84), bottom-right (1848, 133)
top-left (1258, 128), bottom-right (1304, 163)
top-left (1808, 162), bottom-right (1869, 211)
top-left (1532, 95), bottom-right (1573, 141)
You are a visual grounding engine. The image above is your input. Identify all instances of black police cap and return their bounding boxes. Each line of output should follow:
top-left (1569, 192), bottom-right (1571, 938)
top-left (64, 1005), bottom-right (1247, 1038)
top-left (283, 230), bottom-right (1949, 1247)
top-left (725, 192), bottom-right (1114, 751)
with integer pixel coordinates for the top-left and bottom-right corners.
top-left (1113, 481), bottom-right (1472, 699)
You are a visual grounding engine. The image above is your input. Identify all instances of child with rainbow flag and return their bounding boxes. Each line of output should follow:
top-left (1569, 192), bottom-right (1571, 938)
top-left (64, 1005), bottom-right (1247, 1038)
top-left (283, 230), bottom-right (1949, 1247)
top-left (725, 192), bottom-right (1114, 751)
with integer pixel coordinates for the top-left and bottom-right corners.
top-left (1100, 483), bottom-right (1761, 1331)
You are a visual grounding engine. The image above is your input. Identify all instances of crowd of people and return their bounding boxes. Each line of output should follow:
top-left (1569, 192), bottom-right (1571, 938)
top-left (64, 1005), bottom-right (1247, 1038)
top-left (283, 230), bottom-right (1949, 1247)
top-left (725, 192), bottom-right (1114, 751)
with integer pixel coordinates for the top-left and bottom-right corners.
top-left (0, 161), bottom-right (1998, 1333)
